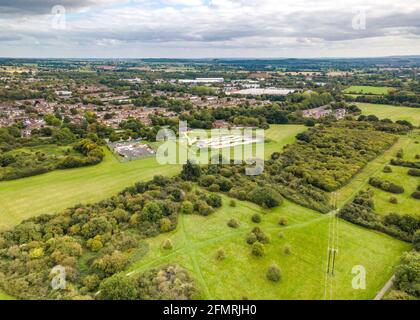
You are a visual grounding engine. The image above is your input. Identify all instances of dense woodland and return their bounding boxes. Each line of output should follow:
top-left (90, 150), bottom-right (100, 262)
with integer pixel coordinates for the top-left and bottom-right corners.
top-left (0, 176), bottom-right (222, 299)
top-left (184, 121), bottom-right (408, 213)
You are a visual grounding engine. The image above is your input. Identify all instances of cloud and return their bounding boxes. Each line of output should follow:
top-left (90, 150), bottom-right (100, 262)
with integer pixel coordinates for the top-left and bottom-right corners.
top-left (0, 0), bottom-right (420, 57)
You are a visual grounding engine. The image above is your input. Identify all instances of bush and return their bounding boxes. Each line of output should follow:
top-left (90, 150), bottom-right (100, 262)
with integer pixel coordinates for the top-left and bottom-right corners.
top-left (278, 232), bottom-right (285, 239)
top-left (278, 216), bottom-right (288, 226)
top-left (266, 264), bottom-right (281, 282)
top-left (383, 166), bottom-right (392, 173)
top-left (413, 230), bottom-right (420, 251)
top-left (411, 192), bottom-right (420, 200)
top-left (208, 184), bottom-right (220, 192)
top-left (369, 177), bottom-right (405, 194)
top-left (389, 197), bottom-right (398, 204)
top-left (229, 200), bottom-right (237, 207)
top-left (159, 218), bottom-right (172, 233)
top-left (251, 227), bottom-right (270, 244)
top-left (163, 239), bottom-right (173, 250)
top-left (196, 200), bottom-right (215, 216)
top-left (206, 193), bottom-right (222, 208)
top-left (227, 218), bottom-right (240, 229)
top-left (98, 274), bottom-right (138, 300)
top-left (408, 169), bottom-right (420, 177)
top-left (394, 252), bottom-right (420, 298)
top-left (283, 245), bottom-right (292, 255)
top-left (216, 249), bottom-right (226, 261)
top-left (251, 214), bottom-right (262, 223)
top-left (246, 233), bottom-right (258, 245)
top-left (181, 201), bottom-right (194, 214)
top-left (248, 187), bottom-right (283, 208)
top-left (251, 242), bottom-right (265, 257)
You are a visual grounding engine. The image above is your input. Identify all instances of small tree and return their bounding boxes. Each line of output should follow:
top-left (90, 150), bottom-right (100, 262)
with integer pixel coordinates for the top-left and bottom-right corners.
top-left (163, 239), bottom-right (173, 250)
top-left (216, 249), bottom-right (226, 261)
top-left (227, 218), bottom-right (240, 228)
top-left (251, 242), bottom-right (265, 257)
top-left (246, 232), bottom-right (258, 245)
top-left (279, 216), bottom-right (288, 226)
top-left (98, 274), bottom-right (138, 300)
top-left (251, 214), bottom-right (262, 224)
top-left (266, 264), bottom-right (281, 282)
top-left (413, 230), bottom-right (420, 251)
top-left (383, 166), bottom-right (392, 173)
top-left (389, 197), bottom-right (398, 204)
top-left (159, 218), bottom-right (172, 233)
top-left (283, 245), bottom-right (292, 255)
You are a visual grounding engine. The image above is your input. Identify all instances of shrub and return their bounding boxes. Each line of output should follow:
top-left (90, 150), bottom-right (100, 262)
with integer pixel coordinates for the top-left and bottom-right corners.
top-left (227, 218), bottom-right (239, 228)
top-left (394, 252), bottom-right (420, 298)
top-left (246, 233), bottom-right (258, 245)
top-left (369, 177), bottom-right (405, 194)
top-left (252, 227), bottom-right (270, 244)
top-left (196, 200), bottom-right (215, 216)
top-left (249, 187), bottom-right (283, 208)
top-left (159, 218), bottom-right (172, 233)
top-left (216, 249), bottom-right (226, 261)
top-left (206, 193), bottom-right (223, 208)
top-left (413, 230), bottom-right (420, 251)
top-left (251, 242), bottom-right (265, 257)
top-left (98, 274), bottom-right (138, 300)
top-left (408, 169), bottom-right (420, 177)
top-left (411, 191), bottom-right (420, 200)
top-left (279, 216), bottom-right (288, 226)
top-left (229, 200), bottom-right (237, 207)
top-left (283, 245), bottom-right (292, 255)
top-left (266, 264), bottom-right (281, 282)
top-left (383, 166), bottom-right (392, 173)
top-left (278, 232), bottom-right (285, 239)
top-left (251, 214), bottom-right (262, 223)
top-left (389, 197), bottom-right (398, 204)
top-left (163, 239), bottom-right (173, 250)
top-left (181, 201), bottom-right (194, 214)
top-left (208, 184), bottom-right (220, 192)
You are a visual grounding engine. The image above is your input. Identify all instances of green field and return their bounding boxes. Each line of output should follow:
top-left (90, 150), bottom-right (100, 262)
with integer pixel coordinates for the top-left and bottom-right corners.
top-left (344, 86), bottom-right (394, 95)
top-left (357, 103), bottom-right (420, 126)
top-left (0, 125), bottom-right (303, 231)
top-left (126, 195), bottom-right (410, 300)
top-left (372, 136), bottom-right (420, 216)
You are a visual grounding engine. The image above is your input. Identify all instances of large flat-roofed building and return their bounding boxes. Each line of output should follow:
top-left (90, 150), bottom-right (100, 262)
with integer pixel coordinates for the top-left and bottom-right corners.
top-left (179, 78), bottom-right (224, 84)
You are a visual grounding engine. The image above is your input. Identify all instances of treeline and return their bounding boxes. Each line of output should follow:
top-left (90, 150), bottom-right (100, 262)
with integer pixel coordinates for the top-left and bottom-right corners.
top-left (347, 90), bottom-right (420, 108)
top-left (339, 190), bottom-right (419, 243)
top-left (369, 177), bottom-right (405, 194)
top-left (0, 176), bottom-right (222, 299)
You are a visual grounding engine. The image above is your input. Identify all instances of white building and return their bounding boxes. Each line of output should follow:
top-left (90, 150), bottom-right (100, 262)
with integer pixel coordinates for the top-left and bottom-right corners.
top-left (179, 78), bottom-right (224, 84)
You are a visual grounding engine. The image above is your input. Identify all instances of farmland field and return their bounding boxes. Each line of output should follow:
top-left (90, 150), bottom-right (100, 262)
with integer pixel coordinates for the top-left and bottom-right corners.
top-left (127, 195), bottom-right (410, 300)
top-left (371, 136), bottom-right (420, 217)
top-left (0, 125), bottom-right (303, 231)
top-left (357, 103), bottom-right (420, 126)
top-left (344, 86), bottom-right (394, 95)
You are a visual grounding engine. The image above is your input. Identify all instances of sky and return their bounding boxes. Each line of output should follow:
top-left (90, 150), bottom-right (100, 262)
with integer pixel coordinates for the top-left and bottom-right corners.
top-left (0, 0), bottom-right (420, 58)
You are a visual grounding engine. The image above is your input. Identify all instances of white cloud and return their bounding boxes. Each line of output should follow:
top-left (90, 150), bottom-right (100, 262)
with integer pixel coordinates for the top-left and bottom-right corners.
top-left (0, 0), bottom-right (420, 57)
